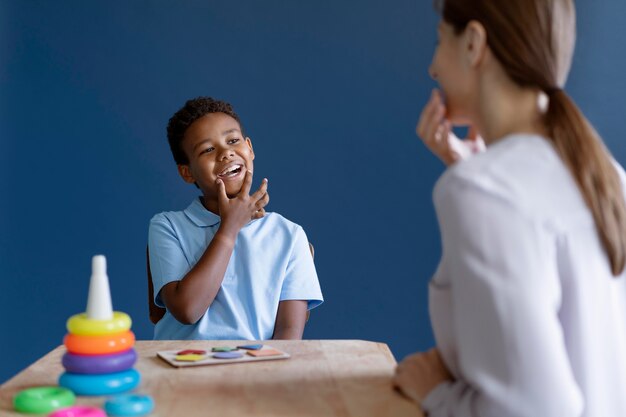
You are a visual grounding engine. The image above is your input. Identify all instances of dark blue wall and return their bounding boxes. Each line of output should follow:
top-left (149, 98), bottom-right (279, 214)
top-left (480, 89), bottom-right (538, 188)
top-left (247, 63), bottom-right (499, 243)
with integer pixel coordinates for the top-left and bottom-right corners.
top-left (1, 1), bottom-right (625, 384)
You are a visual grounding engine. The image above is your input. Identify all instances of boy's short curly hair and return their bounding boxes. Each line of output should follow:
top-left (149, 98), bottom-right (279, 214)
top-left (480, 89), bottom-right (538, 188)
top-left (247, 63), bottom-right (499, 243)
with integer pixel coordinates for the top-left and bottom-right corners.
top-left (166, 97), bottom-right (244, 165)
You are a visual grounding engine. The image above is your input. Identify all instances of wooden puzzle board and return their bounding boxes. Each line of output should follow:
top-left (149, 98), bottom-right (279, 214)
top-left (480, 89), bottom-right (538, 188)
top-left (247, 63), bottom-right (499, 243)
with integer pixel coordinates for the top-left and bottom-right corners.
top-left (157, 345), bottom-right (290, 368)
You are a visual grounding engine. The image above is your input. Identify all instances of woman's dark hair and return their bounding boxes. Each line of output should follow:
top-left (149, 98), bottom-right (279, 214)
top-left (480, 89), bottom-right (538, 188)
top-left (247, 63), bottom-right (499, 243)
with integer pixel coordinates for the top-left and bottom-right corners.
top-left (167, 97), bottom-right (244, 165)
top-left (437, 0), bottom-right (626, 275)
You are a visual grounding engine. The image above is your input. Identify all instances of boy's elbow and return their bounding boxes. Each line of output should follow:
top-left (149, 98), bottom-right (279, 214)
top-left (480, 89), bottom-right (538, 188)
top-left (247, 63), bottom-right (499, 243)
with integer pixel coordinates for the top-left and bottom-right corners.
top-left (169, 305), bottom-right (203, 325)
top-left (162, 285), bottom-right (206, 325)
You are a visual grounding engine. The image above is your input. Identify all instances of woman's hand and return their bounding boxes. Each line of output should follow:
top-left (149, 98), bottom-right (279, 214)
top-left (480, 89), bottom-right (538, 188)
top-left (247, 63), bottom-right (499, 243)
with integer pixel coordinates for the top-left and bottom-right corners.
top-left (393, 348), bottom-right (453, 405)
top-left (416, 89), bottom-right (485, 165)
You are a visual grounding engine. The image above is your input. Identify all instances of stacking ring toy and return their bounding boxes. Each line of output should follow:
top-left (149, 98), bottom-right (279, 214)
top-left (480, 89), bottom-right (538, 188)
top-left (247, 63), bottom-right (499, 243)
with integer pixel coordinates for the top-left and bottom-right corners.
top-left (49, 405), bottom-right (107, 417)
top-left (62, 349), bottom-right (137, 374)
top-left (67, 312), bottom-right (132, 336)
top-left (104, 394), bottom-right (155, 416)
top-left (59, 369), bottom-right (140, 396)
top-left (64, 330), bottom-right (135, 355)
top-left (13, 386), bottom-right (75, 414)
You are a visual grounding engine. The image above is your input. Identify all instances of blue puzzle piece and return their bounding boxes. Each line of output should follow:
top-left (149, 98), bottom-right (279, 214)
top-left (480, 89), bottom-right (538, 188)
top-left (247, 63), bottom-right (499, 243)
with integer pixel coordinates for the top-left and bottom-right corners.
top-left (237, 344), bottom-right (263, 350)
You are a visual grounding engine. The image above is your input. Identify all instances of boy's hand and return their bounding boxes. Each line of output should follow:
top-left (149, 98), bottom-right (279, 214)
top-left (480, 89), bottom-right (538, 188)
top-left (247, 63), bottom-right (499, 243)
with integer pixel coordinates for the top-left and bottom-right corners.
top-left (416, 89), bottom-right (485, 166)
top-left (216, 170), bottom-right (269, 237)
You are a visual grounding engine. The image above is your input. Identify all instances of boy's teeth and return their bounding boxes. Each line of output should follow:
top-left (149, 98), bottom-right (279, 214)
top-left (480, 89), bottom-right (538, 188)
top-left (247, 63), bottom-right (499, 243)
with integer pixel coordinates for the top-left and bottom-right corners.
top-left (221, 165), bottom-right (242, 176)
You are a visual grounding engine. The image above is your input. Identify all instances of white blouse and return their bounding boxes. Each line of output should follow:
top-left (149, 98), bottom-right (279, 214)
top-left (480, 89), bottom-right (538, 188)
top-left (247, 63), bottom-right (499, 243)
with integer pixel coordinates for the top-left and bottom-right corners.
top-left (422, 134), bottom-right (626, 417)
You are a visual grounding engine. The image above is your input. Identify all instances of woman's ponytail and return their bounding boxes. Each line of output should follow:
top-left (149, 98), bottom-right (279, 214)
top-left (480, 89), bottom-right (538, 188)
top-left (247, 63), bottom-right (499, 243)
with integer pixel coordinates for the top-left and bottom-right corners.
top-left (546, 90), bottom-right (626, 276)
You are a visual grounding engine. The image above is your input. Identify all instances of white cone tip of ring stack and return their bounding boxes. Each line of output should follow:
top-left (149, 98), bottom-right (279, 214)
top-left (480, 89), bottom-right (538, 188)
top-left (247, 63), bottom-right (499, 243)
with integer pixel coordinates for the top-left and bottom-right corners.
top-left (86, 255), bottom-right (113, 320)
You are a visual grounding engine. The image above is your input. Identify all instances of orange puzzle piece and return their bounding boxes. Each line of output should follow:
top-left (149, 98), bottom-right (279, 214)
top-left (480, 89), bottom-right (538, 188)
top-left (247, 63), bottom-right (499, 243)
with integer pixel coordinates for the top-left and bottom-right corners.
top-left (247, 349), bottom-right (282, 357)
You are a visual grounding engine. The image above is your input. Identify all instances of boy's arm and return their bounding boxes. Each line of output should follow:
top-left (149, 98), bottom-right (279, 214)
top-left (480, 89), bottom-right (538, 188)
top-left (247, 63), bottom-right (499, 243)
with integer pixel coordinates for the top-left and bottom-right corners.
top-left (272, 300), bottom-right (308, 340)
top-left (161, 172), bottom-right (268, 324)
top-left (159, 230), bottom-right (236, 325)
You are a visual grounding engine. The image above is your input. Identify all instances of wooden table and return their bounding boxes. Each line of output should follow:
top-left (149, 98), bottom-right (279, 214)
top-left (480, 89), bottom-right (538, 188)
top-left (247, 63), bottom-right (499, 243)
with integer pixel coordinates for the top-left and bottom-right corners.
top-left (0, 340), bottom-right (422, 416)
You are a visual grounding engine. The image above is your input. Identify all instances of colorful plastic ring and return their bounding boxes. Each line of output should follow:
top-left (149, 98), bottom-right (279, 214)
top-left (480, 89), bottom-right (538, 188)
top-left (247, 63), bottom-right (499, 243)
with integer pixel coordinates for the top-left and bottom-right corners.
top-left (48, 405), bottom-right (107, 417)
top-left (64, 330), bottom-right (135, 355)
top-left (59, 369), bottom-right (140, 396)
top-left (13, 386), bottom-right (75, 414)
top-left (62, 349), bottom-right (137, 374)
top-left (67, 312), bottom-right (132, 336)
top-left (104, 394), bottom-right (155, 417)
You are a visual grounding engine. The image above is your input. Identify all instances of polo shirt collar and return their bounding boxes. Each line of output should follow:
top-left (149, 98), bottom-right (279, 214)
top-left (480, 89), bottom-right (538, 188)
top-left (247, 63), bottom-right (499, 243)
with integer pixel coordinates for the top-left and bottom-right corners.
top-left (184, 197), bottom-right (221, 227)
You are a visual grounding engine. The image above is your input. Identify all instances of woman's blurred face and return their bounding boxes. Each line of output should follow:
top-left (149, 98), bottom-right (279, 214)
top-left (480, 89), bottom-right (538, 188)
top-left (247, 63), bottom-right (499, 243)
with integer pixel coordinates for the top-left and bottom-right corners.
top-left (429, 21), bottom-right (475, 125)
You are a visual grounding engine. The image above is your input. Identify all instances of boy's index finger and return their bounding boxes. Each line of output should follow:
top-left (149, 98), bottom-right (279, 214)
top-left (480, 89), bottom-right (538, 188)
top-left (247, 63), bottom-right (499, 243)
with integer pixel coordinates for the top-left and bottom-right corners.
top-left (216, 178), bottom-right (229, 202)
top-left (241, 169), bottom-right (253, 196)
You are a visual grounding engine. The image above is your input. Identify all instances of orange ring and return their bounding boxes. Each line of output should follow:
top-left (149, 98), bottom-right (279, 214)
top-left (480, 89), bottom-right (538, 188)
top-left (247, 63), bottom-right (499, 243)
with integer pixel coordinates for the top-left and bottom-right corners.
top-left (63, 331), bottom-right (135, 355)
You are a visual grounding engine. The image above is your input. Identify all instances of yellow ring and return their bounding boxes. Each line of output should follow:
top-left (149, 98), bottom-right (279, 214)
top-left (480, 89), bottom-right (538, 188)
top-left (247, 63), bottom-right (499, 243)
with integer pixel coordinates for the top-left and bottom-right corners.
top-left (66, 312), bottom-right (132, 336)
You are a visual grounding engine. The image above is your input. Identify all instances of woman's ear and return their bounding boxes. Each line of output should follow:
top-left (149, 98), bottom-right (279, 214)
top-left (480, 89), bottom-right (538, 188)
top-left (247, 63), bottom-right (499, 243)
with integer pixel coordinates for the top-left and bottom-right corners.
top-left (177, 164), bottom-right (195, 184)
top-left (464, 20), bottom-right (488, 68)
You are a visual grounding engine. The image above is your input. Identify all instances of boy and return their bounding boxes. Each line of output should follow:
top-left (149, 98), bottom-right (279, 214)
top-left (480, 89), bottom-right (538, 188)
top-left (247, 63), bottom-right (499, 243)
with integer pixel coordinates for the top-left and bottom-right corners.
top-left (148, 97), bottom-right (323, 340)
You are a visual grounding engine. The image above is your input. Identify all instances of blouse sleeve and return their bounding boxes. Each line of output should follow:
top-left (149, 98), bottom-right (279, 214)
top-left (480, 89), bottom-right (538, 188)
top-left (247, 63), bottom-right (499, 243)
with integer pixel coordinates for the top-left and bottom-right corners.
top-left (422, 172), bottom-right (584, 417)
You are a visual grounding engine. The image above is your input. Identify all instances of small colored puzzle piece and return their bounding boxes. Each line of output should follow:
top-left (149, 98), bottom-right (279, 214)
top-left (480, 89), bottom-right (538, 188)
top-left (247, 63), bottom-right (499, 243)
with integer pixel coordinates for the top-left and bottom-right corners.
top-left (177, 349), bottom-right (206, 355)
top-left (246, 349), bottom-right (282, 357)
top-left (213, 352), bottom-right (244, 359)
top-left (174, 354), bottom-right (206, 362)
top-left (211, 346), bottom-right (238, 352)
top-left (237, 344), bottom-right (263, 350)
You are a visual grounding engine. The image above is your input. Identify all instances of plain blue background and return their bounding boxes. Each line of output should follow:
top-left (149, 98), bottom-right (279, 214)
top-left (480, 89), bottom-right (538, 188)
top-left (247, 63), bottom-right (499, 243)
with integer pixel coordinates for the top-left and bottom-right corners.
top-left (1, 1), bottom-right (625, 384)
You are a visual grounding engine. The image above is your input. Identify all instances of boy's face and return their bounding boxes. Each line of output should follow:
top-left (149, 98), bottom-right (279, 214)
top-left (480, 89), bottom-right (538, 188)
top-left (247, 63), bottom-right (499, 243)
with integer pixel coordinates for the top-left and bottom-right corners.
top-left (178, 112), bottom-right (254, 202)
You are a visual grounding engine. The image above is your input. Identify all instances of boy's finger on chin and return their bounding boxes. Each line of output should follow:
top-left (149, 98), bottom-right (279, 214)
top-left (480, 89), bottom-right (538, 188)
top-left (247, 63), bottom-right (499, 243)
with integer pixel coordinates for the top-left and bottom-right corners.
top-left (242, 170), bottom-right (254, 193)
top-left (216, 179), bottom-right (228, 200)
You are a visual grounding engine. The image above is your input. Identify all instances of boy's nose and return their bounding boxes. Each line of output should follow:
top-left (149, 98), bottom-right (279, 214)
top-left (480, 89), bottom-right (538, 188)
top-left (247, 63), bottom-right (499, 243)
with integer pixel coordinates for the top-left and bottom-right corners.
top-left (218, 148), bottom-right (235, 161)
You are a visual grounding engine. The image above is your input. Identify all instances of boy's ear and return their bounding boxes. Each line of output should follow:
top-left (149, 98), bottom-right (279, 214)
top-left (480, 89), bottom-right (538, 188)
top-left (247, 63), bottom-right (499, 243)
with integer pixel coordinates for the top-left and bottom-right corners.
top-left (246, 137), bottom-right (255, 160)
top-left (177, 164), bottom-right (195, 184)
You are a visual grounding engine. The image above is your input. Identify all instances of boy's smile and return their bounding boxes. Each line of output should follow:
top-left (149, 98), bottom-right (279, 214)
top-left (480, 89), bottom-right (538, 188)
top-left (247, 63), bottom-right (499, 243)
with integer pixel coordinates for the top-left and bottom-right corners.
top-left (178, 112), bottom-right (255, 213)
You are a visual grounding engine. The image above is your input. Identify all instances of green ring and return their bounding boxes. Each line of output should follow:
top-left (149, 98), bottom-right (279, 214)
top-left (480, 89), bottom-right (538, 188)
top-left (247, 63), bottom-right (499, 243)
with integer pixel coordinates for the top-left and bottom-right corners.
top-left (13, 386), bottom-right (75, 414)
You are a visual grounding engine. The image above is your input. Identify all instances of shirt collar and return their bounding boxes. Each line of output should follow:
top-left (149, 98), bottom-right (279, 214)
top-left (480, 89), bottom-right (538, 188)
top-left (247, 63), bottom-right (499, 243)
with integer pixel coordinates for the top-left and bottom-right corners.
top-left (184, 197), bottom-right (221, 227)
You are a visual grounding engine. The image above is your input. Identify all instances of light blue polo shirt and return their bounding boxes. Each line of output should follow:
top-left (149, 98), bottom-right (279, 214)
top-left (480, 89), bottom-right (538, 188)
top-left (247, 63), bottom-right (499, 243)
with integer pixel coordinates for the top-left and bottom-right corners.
top-left (148, 197), bottom-right (323, 340)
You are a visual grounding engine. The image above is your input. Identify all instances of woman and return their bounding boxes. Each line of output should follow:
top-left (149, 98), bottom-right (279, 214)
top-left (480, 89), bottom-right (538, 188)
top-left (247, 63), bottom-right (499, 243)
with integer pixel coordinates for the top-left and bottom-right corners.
top-left (393, 1), bottom-right (626, 416)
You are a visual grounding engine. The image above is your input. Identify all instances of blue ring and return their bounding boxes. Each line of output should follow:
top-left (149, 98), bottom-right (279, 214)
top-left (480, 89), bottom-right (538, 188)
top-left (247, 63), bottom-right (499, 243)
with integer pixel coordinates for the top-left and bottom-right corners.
top-left (59, 369), bottom-right (140, 396)
top-left (104, 394), bottom-right (154, 416)
top-left (62, 349), bottom-right (137, 374)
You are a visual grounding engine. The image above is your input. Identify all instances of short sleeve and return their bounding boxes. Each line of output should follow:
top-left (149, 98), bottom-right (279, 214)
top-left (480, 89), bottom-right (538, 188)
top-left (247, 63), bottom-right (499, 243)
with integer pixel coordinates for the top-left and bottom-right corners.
top-left (423, 172), bottom-right (584, 417)
top-left (280, 226), bottom-right (324, 309)
top-left (148, 215), bottom-right (191, 308)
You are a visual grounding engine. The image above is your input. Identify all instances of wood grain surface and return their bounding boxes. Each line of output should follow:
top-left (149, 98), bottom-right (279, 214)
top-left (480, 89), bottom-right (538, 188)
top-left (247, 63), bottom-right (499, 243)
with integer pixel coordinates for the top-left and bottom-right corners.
top-left (0, 340), bottom-right (422, 416)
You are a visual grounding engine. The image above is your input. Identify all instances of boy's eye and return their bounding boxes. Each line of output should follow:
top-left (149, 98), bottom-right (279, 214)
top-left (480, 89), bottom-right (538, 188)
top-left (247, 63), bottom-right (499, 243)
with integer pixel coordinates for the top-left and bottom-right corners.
top-left (228, 138), bottom-right (240, 145)
top-left (200, 147), bottom-right (214, 155)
